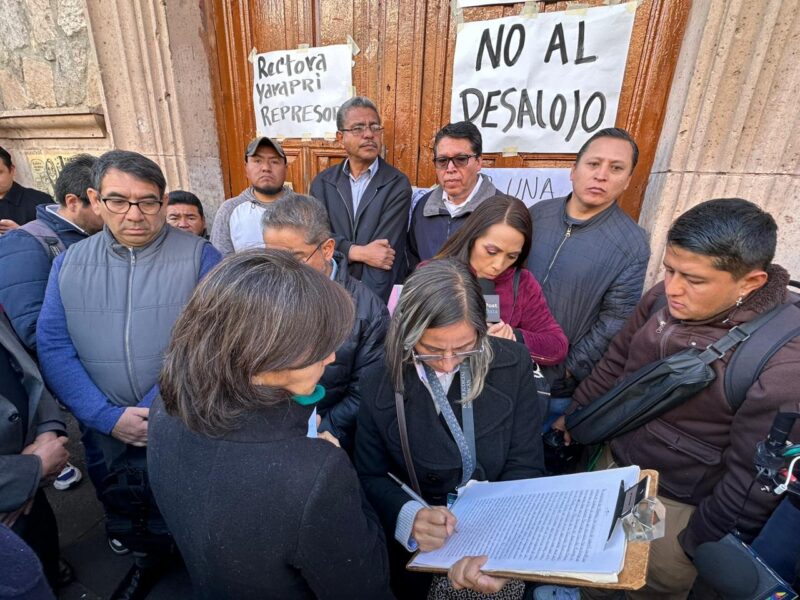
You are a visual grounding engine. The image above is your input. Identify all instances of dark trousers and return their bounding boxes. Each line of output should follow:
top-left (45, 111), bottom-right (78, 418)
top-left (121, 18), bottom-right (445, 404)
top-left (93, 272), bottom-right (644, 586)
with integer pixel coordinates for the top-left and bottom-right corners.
top-left (388, 538), bottom-right (432, 599)
top-left (12, 489), bottom-right (60, 591)
top-left (751, 496), bottom-right (800, 585)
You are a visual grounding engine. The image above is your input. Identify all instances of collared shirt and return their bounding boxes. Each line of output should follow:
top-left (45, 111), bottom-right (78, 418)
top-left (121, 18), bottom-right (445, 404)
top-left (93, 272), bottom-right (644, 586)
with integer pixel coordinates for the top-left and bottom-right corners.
top-left (342, 158), bottom-right (379, 215)
top-left (442, 174), bottom-right (484, 218)
top-left (329, 258), bottom-right (338, 281)
top-left (45, 204), bottom-right (88, 235)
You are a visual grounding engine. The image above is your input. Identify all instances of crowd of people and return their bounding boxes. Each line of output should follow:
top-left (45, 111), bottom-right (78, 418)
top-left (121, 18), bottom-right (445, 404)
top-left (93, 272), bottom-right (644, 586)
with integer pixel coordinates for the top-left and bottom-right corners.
top-left (0, 94), bottom-right (798, 600)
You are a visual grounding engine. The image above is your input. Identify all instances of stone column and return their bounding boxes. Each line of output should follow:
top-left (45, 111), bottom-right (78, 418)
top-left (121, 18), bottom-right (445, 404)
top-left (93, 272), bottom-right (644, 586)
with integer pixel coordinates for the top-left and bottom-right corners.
top-left (84, 0), bottom-right (225, 218)
top-left (639, 0), bottom-right (800, 285)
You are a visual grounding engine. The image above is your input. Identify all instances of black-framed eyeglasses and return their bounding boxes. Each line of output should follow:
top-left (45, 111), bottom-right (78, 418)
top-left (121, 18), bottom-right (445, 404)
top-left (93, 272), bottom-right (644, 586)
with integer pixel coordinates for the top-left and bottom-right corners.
top-left (412, 340), bottom-right (484, 363)
top-left (432, 154), bottom-right (478, 170)
top-left (302, 241), bottom-right (324, 263)
top-left (101, 197), bottom-right (163, 215)
top-left (339, 124), bottom-right (384, 136)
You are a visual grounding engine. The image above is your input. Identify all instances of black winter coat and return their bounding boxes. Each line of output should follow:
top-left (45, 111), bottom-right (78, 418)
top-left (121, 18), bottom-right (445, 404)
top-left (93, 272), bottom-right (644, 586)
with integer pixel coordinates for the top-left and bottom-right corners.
top-left (527, 196), bottom-right (649, 395)
top-left (318, 252), bottom-right (389, 451)
top-left (355, 337), bottom-right (546, 533)
top-left (148, 397), bottom-right (392, 600)
top-left (310, 157), bottom-right (412, 302)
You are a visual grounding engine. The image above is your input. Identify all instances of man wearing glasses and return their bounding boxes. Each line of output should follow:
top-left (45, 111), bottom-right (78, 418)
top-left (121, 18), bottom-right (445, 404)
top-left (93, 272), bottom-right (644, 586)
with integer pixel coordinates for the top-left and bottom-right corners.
top-left (37, 150), bottom-right (221, 599)
top-left (310, 97), bottom-right (412, 302)
top-left (262, 192), bottom-right (388, 453)
top-left (407, 121), bottom-right (510, 271)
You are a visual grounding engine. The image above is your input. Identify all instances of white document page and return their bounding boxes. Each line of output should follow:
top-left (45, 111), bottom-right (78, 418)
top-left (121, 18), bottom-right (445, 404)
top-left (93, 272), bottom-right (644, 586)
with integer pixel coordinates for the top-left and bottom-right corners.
top-left (409, 466), bottom-right (640, 582)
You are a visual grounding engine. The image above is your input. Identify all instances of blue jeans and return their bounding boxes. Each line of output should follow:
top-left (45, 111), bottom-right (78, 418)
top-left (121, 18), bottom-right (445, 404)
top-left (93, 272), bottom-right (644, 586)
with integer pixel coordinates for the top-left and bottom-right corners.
top-left (541, 397), bottom-right (572, 433)
top-left (751, 497), bottom-right (800, 583)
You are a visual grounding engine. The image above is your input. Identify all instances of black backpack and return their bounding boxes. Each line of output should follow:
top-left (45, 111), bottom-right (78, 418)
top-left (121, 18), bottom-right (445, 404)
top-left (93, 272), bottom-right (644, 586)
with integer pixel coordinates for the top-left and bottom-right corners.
top-left (566, 282), bottom-right (800, 445)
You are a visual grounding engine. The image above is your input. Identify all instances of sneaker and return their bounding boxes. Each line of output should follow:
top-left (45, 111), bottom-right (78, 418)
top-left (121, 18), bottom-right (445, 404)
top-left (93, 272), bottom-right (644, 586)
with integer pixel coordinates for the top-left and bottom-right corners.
top-left (53, 462), bottom-right (82, 490)
top-left (108, 537), bottom-right (130, 556)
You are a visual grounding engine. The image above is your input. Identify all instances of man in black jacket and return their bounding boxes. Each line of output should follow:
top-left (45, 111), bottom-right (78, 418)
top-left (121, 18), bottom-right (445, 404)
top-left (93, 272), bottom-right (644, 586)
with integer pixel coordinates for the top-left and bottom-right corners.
top-left (310, 97), bottom-right (412, 302)
top-left (528, 128), bottom-right (650, 410)
top-left (0, 309), bottom-right (71, 591)
top-left (0, 147), bottom-right (53, 233)
top-left (262, 192), bottom-right (390, 452)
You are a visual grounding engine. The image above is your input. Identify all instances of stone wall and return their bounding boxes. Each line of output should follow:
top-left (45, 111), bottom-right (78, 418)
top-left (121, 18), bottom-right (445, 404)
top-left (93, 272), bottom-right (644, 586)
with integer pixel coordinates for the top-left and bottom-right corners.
top-left (640, 0), bottom-right (800, 284)
top-left (0, 0), bottom-right (101, 110)
top-left (0, 0), bottom-right (224, 219)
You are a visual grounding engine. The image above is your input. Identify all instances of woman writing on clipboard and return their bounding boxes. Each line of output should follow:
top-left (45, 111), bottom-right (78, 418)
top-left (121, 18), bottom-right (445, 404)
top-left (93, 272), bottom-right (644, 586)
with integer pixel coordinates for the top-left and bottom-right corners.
top-left (355, 259), bottom-right (546, 598)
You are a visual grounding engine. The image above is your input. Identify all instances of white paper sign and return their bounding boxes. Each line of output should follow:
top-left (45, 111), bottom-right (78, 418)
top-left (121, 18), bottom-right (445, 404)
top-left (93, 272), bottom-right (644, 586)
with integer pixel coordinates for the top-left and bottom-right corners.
top-left (481, 168), bottom-right (571, 207)
top-left (450, 3), bottom-right (636, 153)
top-left (252, 44), bottom-right (352, 139)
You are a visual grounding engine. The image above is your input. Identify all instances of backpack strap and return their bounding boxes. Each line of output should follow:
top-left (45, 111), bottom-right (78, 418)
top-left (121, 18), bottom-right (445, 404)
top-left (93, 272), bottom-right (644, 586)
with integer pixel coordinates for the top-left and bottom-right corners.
top-left (724, 294), bottom-right (800, 412)
top-left (20, 220), bottom-right (66, 261)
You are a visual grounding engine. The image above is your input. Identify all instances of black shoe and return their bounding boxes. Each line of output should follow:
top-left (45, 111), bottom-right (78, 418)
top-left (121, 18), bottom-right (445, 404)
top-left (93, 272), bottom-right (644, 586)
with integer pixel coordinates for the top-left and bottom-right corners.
top-left (110, 564), bottom-right (161, 600)
top-left (57, 558), bottom-right (74, 588)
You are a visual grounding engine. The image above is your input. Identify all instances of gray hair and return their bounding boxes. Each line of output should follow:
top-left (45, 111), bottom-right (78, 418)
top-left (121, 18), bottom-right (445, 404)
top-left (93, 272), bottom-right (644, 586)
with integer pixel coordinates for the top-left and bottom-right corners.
top-left (386, 259), bottom-right (493, 404)
top-left (160, 249), bottom-right (355, 435)
top-left (336, 96), bottom-right (381, 131)
top-left (260, 192), bottom-right (332, 245)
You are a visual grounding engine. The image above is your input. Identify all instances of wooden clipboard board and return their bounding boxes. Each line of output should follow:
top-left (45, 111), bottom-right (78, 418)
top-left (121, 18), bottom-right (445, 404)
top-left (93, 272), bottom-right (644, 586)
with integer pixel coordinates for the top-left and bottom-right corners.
top-left (407, 469), bottom-right (659, 591)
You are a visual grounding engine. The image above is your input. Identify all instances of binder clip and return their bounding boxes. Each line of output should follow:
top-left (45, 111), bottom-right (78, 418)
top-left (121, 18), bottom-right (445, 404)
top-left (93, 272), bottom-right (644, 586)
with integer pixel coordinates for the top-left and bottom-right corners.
top-left (607, 476), bottom-right (665, 542)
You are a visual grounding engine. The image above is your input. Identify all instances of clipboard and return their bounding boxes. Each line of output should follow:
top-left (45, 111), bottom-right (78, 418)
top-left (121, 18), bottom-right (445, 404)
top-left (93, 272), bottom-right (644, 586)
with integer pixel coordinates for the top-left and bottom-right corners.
top-left (407, 469), bottom-right (659, 590)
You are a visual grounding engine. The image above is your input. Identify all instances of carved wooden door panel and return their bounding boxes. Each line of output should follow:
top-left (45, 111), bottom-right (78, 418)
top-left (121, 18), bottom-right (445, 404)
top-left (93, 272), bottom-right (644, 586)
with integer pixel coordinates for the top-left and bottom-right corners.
top-left (206, 0), bottom-right (689, 219)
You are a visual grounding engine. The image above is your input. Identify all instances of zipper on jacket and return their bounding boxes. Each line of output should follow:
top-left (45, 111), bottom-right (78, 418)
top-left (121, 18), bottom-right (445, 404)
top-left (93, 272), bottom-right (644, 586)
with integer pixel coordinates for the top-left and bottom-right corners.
top-left (335, 187), bottom-right (355, 230)
top-left (655, 309), bottom-right (667, 334)
top-left (658, 322), bottom-right (677, 359)
top-left (542, 224), bottom-right (572, 286)
top-left (124, 248), bottom-right (142, 401)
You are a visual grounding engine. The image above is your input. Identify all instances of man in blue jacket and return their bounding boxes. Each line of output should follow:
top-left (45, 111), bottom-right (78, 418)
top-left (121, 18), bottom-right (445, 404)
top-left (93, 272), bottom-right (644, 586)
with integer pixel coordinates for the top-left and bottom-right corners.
top-left (37, 150), bottom-right (221, 599)
top-left (0, 155), bottom-right (103, 493)
top-left (0, 154), bottom-right (103, 352)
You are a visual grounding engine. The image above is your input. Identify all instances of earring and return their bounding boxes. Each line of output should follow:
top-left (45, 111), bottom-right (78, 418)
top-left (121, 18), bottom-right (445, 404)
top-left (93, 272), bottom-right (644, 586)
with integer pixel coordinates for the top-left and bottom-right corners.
top-left (735, 295), bottom-right (744, 307)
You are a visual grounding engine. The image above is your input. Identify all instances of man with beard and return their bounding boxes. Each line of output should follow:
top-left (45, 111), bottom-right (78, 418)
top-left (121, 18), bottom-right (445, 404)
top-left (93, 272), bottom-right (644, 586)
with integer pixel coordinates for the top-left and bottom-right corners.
top-left (211, 137), bottom-right (290, 256)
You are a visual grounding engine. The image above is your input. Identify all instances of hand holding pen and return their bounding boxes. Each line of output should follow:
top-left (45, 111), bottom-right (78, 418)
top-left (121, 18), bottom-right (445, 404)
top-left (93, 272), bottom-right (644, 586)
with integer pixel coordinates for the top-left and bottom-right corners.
top-left (388, 472), bottom-right (458, 552)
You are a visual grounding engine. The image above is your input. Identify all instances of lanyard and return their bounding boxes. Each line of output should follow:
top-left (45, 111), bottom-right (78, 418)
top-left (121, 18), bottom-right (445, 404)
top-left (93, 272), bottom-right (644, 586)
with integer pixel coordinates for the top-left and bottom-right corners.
top-left (422, 362), bottom-right (475, 487)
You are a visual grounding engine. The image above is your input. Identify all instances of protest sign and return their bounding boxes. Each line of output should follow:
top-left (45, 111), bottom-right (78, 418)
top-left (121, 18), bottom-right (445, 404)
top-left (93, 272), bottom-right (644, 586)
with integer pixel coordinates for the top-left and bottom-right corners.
top-left (481, 168), bottom-right (571, 207)
top-left (450, 2), bottom-right (636, 153)
top-left (252, 44), bottom-right (352, 139)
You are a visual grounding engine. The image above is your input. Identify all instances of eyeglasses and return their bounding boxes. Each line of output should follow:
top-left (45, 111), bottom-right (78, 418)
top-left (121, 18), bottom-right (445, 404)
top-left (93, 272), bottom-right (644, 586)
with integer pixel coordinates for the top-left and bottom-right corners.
top-left (340, 124), bottom-right (384, 136)
top-left (412, 341), bottom-right (484, 363)
top-left (302, 241), bottom-right (324, 263)
top-left (102, 197), bottom-right (163, 215)
top-left (432, 154), bottom-right (478, 170)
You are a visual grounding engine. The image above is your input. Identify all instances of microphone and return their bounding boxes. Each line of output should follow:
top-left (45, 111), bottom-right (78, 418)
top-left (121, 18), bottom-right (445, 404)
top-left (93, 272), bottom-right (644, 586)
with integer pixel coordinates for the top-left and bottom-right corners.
top-left (477, 278), bottom-right (501, 324)
top-left (694, 536), bottom-right (796, 600)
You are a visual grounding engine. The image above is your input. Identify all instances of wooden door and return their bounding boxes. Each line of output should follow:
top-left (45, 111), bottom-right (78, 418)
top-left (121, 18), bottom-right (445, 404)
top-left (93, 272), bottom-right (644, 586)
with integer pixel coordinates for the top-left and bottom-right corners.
top-left (205, 0), bottom-right (690, 219)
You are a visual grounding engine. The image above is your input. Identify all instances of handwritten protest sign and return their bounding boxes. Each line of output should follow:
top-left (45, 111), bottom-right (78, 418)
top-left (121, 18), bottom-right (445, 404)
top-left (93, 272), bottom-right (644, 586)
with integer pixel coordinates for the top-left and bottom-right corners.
top-left (481, 168), bottom-right (571, 207)
top-left (252, 44), bottom-right (352, 139)
top-left (450, 2), bottom-right (636, 153)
